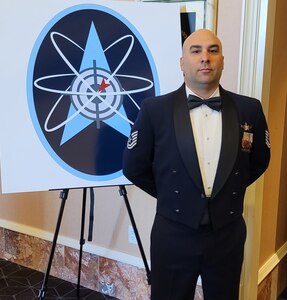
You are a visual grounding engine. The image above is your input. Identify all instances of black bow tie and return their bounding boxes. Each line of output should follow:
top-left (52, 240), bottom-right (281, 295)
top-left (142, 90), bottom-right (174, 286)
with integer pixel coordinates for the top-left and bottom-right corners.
top-left (187, 95), bottom-right (222, 111)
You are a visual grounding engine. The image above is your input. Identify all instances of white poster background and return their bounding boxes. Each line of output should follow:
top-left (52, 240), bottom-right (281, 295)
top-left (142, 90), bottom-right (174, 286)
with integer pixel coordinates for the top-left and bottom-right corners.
top-left (0, 0), bottom-right (183, 193)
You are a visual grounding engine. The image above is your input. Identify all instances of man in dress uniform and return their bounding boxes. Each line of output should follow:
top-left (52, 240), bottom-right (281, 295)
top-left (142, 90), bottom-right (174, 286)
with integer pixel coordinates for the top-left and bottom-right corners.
top-left (123, 29), bottom-right (270, 300)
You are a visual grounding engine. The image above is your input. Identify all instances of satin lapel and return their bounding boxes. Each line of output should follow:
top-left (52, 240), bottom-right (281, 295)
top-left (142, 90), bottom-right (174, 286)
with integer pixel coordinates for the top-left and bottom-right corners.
top-left (173, 86), bottom-right (204, 192)
top-left (212, 88), bottom-right (239, 197)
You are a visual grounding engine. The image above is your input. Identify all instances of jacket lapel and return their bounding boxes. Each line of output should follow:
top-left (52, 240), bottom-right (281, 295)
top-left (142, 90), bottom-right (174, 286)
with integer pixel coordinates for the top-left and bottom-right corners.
top-left (173, 85), bottom-right (239, 197)
top-left (173, 85), bottom-right (204, 192)
top-left (212, 87), bottom-right (239, 197)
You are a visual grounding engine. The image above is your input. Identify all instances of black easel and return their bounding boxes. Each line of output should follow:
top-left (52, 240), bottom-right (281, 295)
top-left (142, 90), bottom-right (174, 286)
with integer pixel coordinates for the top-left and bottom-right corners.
top-left (119, 185), bottom-right (151, 285)
top-left (38, 189), bottom-right (69, 299)
top-left (38, 185), bottom-right (150, 299)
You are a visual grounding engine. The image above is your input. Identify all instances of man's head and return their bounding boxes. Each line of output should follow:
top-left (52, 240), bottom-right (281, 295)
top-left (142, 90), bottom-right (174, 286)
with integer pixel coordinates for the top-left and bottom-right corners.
top-left (180, 29), bottom-right (224, 97)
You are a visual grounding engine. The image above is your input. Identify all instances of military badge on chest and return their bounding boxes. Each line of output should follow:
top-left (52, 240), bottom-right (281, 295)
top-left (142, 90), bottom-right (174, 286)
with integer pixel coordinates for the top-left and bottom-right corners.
top-left (241, 123), bottom-right (253, 153)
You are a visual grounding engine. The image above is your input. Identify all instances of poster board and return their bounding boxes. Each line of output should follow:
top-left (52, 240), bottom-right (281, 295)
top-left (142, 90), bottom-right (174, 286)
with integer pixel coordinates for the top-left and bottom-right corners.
top-left (0, 0), bottom-right (206, 193)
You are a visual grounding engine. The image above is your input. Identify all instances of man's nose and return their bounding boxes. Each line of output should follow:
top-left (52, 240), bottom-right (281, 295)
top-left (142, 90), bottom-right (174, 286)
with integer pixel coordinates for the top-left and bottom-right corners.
top-left (201, 50), bottom-right (210, 63)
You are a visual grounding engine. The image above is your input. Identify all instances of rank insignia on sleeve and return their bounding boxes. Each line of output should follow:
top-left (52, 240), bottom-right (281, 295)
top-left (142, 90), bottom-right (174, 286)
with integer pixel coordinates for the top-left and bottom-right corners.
top-left (127, 131), bottom-right (138, 149)
top-left (265, 130), bottom-right (271, 148)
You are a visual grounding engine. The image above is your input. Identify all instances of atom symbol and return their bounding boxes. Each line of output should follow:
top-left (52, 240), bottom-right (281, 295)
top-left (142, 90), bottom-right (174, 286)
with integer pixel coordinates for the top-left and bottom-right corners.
top-left (28, 6), bottom-right (158, 178)
top-left (33, 23), bottom-right (154, 144)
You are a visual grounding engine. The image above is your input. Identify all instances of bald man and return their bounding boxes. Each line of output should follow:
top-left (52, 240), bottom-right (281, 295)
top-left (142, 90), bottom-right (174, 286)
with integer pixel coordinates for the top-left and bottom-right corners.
top-left (123, 29), bottom-right (270, 300)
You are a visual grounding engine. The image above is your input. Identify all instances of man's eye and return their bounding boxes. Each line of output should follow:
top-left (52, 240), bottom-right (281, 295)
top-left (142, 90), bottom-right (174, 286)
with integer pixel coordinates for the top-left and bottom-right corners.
top-left (209, 48), bottom-right (219, 53)
top-left (191, 50), bottom-right (200, 54)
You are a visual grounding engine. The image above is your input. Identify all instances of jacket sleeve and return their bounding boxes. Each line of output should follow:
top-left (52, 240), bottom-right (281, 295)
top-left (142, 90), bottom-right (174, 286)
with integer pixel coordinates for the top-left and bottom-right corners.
top-left (248, 102), bottom-right (271, 185)
top-left (122, 100), bottom-right (157, 197)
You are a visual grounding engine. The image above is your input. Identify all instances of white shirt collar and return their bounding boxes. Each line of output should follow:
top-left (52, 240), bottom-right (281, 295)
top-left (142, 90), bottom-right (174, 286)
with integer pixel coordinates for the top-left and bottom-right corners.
top-left (185, 86), bottom-right (220, 99)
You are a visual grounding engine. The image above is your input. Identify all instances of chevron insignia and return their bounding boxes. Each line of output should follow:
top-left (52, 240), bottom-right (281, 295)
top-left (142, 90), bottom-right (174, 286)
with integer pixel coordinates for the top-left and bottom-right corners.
top-left (265, 130), bottom-right (271, 148)
top-left (127, 131), bottom-right (138, 149)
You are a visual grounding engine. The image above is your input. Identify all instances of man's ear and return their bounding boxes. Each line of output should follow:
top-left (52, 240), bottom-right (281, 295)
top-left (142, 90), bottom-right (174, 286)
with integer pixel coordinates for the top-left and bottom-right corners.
top-left (180, 57), bottom-right (184, 71)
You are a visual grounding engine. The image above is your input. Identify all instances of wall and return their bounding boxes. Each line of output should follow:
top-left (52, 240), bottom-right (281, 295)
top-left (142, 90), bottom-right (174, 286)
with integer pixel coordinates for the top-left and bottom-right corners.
top-left (259, 0), bottom-right (287, 295)
top-left (217, 0), bottom-right (242, 92)
top-left (269, 0), bottom-right (287, 254)
top-left (0, 182), bottom-right (156, 263)
top-left (260, 0), bottom-right (287, 264)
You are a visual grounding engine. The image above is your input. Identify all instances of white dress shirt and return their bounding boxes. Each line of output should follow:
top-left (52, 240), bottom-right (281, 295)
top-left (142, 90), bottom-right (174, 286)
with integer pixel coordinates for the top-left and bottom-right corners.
top-left (186, 87), bottom-right (222, 197)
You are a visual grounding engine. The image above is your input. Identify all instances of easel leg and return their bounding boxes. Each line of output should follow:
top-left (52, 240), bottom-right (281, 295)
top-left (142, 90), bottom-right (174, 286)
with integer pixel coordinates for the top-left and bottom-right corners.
top-left (77, 187), bottom-right (87, 297)
top-left (119, 185), bottom-right (151, 285)
top-left (38, 189), bottom-right (69, 299)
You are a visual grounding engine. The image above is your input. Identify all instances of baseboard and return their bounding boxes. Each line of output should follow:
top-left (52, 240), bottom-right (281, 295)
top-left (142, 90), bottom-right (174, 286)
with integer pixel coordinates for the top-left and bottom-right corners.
top-left (0, 218), bottom-right (148, 269)
top-left (258, 241), bottom-right (287, 284)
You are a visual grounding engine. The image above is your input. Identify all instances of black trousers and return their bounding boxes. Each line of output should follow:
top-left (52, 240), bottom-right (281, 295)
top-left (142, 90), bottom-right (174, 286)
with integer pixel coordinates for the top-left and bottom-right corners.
top-left (150, 214), bottom-right (246, 300)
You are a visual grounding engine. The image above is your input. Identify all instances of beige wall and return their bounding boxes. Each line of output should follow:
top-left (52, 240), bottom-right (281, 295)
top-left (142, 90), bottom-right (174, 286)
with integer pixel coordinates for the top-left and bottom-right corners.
top-left (258, 42), bottom-right (287, 291)
top-left (217, 0), bottom-right (242, 92)
top-left (260, 0), bottom-right (287, 264)
top-left (0, 181), bottom-right (156, 259)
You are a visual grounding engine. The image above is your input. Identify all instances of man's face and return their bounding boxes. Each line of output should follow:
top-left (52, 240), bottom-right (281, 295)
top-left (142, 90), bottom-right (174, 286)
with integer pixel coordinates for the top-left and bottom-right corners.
top-left (180, 30), bottom-right (224, 93)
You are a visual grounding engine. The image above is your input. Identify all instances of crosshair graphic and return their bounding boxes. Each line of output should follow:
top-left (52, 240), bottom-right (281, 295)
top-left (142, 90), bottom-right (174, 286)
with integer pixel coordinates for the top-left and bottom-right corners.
top-left (27, 4), bottom-right (159, 182)
top-left (70, 66), bottom-right (123, 124)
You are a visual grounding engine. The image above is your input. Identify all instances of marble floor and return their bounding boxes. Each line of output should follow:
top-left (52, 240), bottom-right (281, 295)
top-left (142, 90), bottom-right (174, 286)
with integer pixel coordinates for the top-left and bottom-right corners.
top-left (0, 258), bottom-right (119, 300)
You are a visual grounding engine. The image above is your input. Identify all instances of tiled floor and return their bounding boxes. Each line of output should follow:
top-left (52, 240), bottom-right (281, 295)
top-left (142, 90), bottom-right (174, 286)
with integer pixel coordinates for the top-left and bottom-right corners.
top-left (1, 256), bottom-right (286, 300)
top-left (0, 258), bottom-right (119, 300)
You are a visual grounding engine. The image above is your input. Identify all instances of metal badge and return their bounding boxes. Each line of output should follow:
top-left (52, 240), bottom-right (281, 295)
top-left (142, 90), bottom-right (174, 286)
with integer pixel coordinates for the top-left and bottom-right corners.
top-left (241, 123), bottom-right (253, 153)
top-left (240, 122), bottom-right (253, 131)
top-left (242, 132), bottom-right (253, 153)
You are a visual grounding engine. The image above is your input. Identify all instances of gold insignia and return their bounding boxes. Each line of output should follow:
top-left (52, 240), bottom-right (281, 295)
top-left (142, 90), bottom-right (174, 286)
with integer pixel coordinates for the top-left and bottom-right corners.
top-left (240, 122), bottom-right (253, 131)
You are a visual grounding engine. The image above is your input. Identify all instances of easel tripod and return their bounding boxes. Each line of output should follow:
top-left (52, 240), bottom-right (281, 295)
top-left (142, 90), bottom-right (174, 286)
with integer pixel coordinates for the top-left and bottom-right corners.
top-left (38, 185), bottom-right (150, 299)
